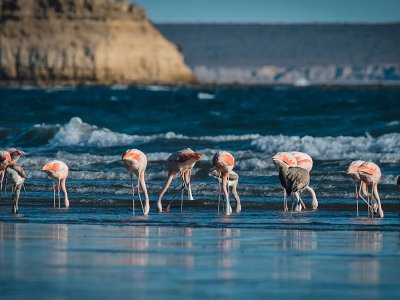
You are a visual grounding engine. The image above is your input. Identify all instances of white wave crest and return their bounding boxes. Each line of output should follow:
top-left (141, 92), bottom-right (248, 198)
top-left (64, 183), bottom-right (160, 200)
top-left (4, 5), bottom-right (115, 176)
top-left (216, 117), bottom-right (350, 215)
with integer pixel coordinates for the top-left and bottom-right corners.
top-left (251, 133), bottom-right (400, 162)
top-left (48, 117), bottom-right (262, 147)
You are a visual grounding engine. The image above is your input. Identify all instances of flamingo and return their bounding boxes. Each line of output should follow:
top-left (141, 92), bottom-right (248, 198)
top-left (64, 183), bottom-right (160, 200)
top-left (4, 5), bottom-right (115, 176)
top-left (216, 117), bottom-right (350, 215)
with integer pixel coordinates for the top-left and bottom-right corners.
top-left (290, 151), bottom-right (318, 209)
top-left (358, 161), bottom-right (384, 218)
top-left (346, 160), bottom-right (370, 216)
top-left (272, 152), bottom-right (308, 212)
top-left (42, 160), bottom-right (69, 208)
top-left (211, 151), bottom-right (236, 215)
top-left (272, 152), bottom-right (310, 213)
top-left (5, 149), bottom-right (26, 214)
top-left (209, 169), bottom-right (241, 214)
top-left (272, 152), bottom-right (310, 212)
top-left (122, 149), bottom-right (150, 215)
top-left (0, 150), bottom-right (11, 198)
top-left (157, 148), bottom-right (201, 212)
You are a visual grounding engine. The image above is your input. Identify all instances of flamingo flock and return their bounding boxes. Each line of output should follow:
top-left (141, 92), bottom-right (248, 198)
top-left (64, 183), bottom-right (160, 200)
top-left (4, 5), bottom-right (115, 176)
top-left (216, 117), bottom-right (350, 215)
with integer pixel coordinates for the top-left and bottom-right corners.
top-left (0, 147), bottom-right (388, 218)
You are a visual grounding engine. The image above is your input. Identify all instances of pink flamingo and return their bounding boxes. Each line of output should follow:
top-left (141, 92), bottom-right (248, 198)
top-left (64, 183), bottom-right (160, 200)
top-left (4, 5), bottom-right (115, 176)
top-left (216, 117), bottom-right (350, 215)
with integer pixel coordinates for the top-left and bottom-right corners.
top-left (42, 160), bottom-right (69, 208)
top-left (0, 150), bottom-right (11, 196)
top-left (358, 161), bottom-right (384, 218)
top-left (209, 169), bottom-right (241, 214)
top-left (212, 151), bottom-right (236, 215)
top-left (157, 149), bottom-right (202, 212)
top-left (272, 152), bottom-right (313, 212)
top-left (5, 149), bottom-right (26, 214)
top-left (122, 149), bottom-right (150, 215)
top-left (290, 151), bottom-right (318, 209)
top-left (346, 160), bottom-right (370, 216)
top-left (272, 152), bottom-right (310, 214)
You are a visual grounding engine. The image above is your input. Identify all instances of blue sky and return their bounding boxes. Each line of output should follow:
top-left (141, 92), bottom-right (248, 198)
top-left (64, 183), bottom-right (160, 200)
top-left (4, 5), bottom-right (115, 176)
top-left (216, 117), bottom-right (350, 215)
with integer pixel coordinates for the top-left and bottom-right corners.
top-left (132, 0), bottom-right (400, 23)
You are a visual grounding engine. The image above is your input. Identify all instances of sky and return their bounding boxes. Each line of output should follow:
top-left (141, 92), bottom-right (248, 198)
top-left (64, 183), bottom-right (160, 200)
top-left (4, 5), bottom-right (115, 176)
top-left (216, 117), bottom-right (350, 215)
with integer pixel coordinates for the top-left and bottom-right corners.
top-left (132, 0), bottom-right (400, 23)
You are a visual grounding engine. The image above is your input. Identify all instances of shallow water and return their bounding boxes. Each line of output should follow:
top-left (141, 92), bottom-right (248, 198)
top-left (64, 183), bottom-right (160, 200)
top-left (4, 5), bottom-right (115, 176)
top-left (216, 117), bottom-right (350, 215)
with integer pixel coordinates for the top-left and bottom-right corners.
top-left (1, 223), bottom-right (399, 300)
top-left (1, 85), bottom-right (399, 298)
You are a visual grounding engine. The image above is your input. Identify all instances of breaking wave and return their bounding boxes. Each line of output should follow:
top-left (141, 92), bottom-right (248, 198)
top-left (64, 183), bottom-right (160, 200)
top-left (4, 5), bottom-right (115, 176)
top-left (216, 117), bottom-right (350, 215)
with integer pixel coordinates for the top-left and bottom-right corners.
top-left (251, 133), bottom-right (400, 162)
top-left (48, 117), bottom-right (262, 147)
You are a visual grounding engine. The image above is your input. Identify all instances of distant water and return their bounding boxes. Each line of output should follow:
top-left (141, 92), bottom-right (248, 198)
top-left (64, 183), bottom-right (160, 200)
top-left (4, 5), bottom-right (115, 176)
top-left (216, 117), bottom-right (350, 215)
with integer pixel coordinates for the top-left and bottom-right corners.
top-left (0, 85), bottom-right (399, 228)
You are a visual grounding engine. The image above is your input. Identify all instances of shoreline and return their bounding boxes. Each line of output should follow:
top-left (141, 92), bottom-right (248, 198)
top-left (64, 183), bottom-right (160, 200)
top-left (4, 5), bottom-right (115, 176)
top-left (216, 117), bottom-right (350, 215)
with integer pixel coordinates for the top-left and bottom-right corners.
top-left (1, 81), bottom-right (400, 89)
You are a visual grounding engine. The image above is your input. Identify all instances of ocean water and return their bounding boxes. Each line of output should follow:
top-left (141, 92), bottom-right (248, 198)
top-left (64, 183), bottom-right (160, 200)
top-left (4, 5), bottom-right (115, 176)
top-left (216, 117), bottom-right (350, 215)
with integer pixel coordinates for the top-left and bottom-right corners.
top-left (0, 85), bottom-right (400, 299)
top-left (0, 85), bottom-right (399, 220)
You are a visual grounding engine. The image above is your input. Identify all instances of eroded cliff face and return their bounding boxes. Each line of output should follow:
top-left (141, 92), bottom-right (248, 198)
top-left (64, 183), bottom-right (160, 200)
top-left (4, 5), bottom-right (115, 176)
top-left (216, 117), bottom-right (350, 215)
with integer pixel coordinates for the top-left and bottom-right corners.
top-left (0, 0), bottom-right (195, 86)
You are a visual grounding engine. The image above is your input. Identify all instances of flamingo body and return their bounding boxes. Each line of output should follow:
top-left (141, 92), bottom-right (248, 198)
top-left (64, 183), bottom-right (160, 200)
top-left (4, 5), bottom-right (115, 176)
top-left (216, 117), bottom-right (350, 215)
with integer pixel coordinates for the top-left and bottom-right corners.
top-left (157, 149), bottom-right (201, 212)
top-left (358, 161), bottom-right (384, 218)
top-left (122, 149), bottom-right (150, 215)
top-left (42, 160), bottom-right (69, 208)
top-left (212, 151), bottom-right (237, 215)
top-left (272, 152), bottom-right (317, 211)
top-left (273, 153), bottom-right (310, 213)
top-left (291, 151), bottom-right (313, 172)
top-left (5, 149), bottom-right (26, 214)
top-left (0, 151), bottom-right (11, 195)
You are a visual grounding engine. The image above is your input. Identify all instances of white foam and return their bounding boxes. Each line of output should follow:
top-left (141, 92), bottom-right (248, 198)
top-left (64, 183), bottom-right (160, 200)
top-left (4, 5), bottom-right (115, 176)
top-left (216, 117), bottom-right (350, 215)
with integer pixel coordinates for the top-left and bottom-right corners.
top-left (387, 121), bottom-right (400, 126)
top-left (143, 85), bottom-right (172, 92)
top-left (48, 117), bottom-right (262, 147)
top-left (251, 133), bottom-right (400, 162)
top-left (198, 92), bottom-right (215, 100)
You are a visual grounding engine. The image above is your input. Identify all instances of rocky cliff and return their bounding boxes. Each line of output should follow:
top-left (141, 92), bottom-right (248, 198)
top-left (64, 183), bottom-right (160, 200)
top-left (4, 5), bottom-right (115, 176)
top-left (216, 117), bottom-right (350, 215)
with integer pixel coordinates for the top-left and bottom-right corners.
top-left (0, 0), bottom-right (195, 86)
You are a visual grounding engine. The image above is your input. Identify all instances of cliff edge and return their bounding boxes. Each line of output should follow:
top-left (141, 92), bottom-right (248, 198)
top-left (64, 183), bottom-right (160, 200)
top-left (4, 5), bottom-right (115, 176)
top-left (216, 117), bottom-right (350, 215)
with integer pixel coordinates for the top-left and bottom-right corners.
top-left (0, 0), bottom-right (195, 86)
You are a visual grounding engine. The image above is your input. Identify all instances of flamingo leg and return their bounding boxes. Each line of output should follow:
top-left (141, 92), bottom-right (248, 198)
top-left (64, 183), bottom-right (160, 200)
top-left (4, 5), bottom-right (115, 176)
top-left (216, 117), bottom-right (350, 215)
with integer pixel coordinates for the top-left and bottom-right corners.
top-left (0, 171), bottom-right (4, 197)
top-left (180, 171), bottom-right (185, 213)
top-left (185, 169), bottom-right (194, 200)
top-left (222, 173), bottom-right (232, 216)
top-left (181, 178), bottom-right (184, 213)
top-left (231, 180), bottom-right (241, 213)
top-left (139, 170), bottom-right (150, 216)
top-left (53, 181), bottom-right (56, 207)
top-left (295, 192), bottom-right (302, 212)
top-left (372, 182), bottom-right (384, 218)
top-left (130, 172), bottom-right (135, 215)
top-left (158, 172), bottom-right (175, 212)
top-left (217, 172), bottom-right (222, 215)
top-left (61, 178), bottom-right (69, 208)
top-left (283, 188), bottom-right (288, 212)
top-left (22, 183), bottom-right (27, 196)
top-left (137, 175), bottom-right (145, 215)
top-left (305, 185), bottom-right (318, 209)
top-left (355, 183), bottom-right (359, 217)
top-left (58, 179), bottom-right (61, 208)
top-left (12, 183), bottom-right (22, 214)
top-left (4, 176), bottom-right (7, 196)
top-left (290, 193), bottom-right (295, 217)
top-left (357, 183), bottom-right (373, 212)
top-left (166, 184), bottom-right (185, 213)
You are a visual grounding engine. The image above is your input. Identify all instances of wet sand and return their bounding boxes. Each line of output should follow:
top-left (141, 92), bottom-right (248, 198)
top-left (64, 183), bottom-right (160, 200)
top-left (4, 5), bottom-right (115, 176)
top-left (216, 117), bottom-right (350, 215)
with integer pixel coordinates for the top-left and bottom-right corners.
top-left (1, 223), bottom-right (399, 299)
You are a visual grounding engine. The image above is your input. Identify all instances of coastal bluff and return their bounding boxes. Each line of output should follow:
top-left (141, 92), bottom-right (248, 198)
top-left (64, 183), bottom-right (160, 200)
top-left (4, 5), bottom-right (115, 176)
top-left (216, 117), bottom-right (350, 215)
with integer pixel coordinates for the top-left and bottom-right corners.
top-left (0, 0), bottom-right (195, 86)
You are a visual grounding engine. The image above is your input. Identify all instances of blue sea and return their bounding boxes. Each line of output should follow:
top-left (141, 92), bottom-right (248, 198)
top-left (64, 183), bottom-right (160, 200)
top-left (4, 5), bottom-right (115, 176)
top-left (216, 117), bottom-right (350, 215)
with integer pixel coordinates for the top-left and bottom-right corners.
top-left (0, 85), bottom-right (399, 299)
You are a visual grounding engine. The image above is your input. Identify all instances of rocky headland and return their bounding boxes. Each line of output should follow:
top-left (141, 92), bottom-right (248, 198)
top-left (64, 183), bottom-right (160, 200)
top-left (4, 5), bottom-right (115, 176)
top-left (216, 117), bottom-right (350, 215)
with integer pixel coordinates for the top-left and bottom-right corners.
top-left (0, 0), bottom-right (195, 86)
